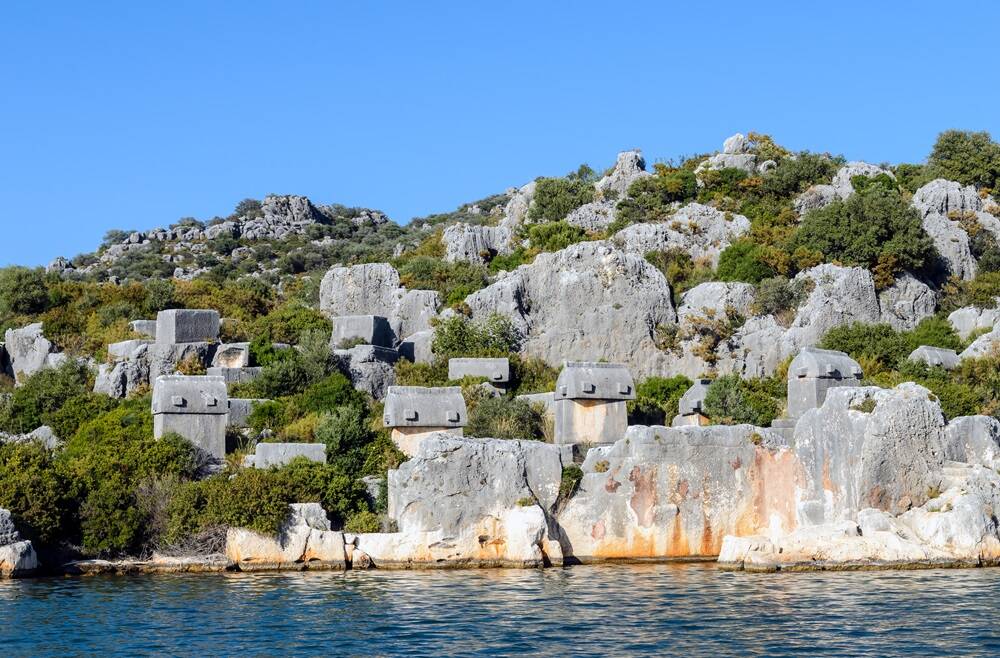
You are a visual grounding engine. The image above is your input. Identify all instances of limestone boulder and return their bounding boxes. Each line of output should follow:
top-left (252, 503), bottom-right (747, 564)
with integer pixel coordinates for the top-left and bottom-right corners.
top-left (225, 503), bottom-right (346, 571)
top-left (877, 272), bottom-right (937, 330)
top-left (320, 263), bottom-right (439, 342)
top-left (960, 325), bottom-right (1000, 360)
top-left (0, 425), bottom-right (62, 450)
top-left (0, 509), bottom-right (38, 578)
top-left (948, 303), bottom-right (1000, 339)
top-left (333, 345), bottom-right (399, 400)
top-left (943, 416), bottom-right (1000, 469)
top-left (464, 241), bottom-right (676, 378)
top-left (566, 200), bottom-right (617, 231)
top-left (442, 223), bottom-right (513, 264)
top-left (793, 383), bottom-right (946, 524)
top-left (557, 424), bottom-right (800, 560)
top-left (389, 435), bottom-right (565, 535)
top-left (4, 323), bottom-right (68, 384)
top-left (596, 150), bottom-right (651, 198)
top-left (399, 329), bottom-right (434, 364)
top-left (147, 342), bottom-right (216, 382)
top-left (677, 282), bottom-right (756, 324)
top-left (794, 162), bottom-right (895, 215)
top-left (912, 179), bottom-right (987, 280)
top-left (696, 133), bottom-right (758, 174)
top-left (611, 203), bottom-right (751, 267)
top-left (502, 181), bottom-right (536, 227)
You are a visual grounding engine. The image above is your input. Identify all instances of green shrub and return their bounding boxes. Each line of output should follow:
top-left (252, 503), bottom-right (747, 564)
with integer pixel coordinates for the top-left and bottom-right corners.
top-left (247, 355), bottom-right (311, 398)
top-left (560, 465), bottom-right (584, 499)
top-left (0, 361), bottom-right (95, 435)
top-left (0, 441), bottom-right (71, 546)
top-left (528, 176), bottom-right (595, 223)
top-left (465, 396), bottom-right (544, 440)
top-left (703, 375), bottom-right (780, 426)
top-left (315, 405), bottom-right (372, 473)
top-left (396, 256), bottom-right (489, 306)
top-left (907, 316), bottom-right (964, 352)
top-left (247, 400), bottom-right (289, 434)
top-left (894, 163), bottom-right (930, 193)
top-left (510, 356), bottom-right (559, 395)
top-left (299, 373), bottom-right (365, 414)
top-left (791, 186), bottom-right (936, 285)
top-left (393, 359), bottom-right (449, 387)
top-left (432, 314), bottom-right (520, 359)
top-left (526, 221), bottom-right (587, 252)
top-left (716, 240), bottom-right (777, 284)
top-left (248, 304), bottom-right (332, 345)
top-left (344, 509), bottom-right (381, 533)
top-left (628, 375), bottom-right (692, 425)
top-left (819, 323), bottom-right (911, 373)
top-left (752, 276), bottom-right (811, 318)
top-left (488, 247), bottom-right (532, 273)
top-left (613, 166), bottom-right (697, 228)
top-left (645, 248), bottom-right (716, 304)
top-left (926, 130), bottom-right (1000, 190)
top-left (758, 153), bottom-right (839, 198)
top-left (0, 266), bottom-right (50, 315)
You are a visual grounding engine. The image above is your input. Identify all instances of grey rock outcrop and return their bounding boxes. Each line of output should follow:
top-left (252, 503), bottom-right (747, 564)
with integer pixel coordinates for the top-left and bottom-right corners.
top-left (465, 241), bottom-right (676, 378)
top-left (943, 416), bottom-right (1000, 469)
top-left (596, 150), bottom-right (651, 198)
top-left (948, 303), bottom-right (1000, 339)
top-left (677, 282), bottom-right (756, 324)
top-left (442, 223), bottom-right (513, 264)
top-left (911, 179), bottom-right (990, 280)
top-left (959, 325), bottom-right (1000, 360)
top-left (226, 503), bottom-right (346, 571)
top-left (0, 508), bottom-right (38, 578)
top-left (565, 200), bottom-right (617, 231)
top-left (389, 435), bottom-right (565, 535)
top-left (558, 424), bottom-right (798, 560)
top-left (320, 263), bottom-right (439, 342)
top-left (399, 330), bottom-right (434, 364)
top-left (611, 203), bottom-right (751, 267)
top-left (696, 133), bottom-right (758, 174)
top-left (0, 425), bottom-right (61, 450)
top-left (877, 272), bottom-right (936, 330)
top-left (793, 383), bottom-right (946, 523)
top-left (333, 345), bottom-right (399, 399)
top-left (4, 323), bottom-right (67, 384)
top-left (502, 181), bottom-right (536, 227)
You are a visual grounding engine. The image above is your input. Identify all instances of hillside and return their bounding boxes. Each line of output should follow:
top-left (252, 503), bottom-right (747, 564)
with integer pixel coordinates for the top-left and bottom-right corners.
top-left (2, 128), bottom-right (1000, 569)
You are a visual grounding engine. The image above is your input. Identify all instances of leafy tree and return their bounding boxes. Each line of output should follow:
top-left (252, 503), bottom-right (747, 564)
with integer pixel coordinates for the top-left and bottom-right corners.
top-left (528, 176), bottom-right (595, 223)
top-left (0, 441), bottom-right (71, 546)
top-left (0, 267), bottom-right (49, 316)
top-left (790, 186), bottom-right (936, 285)
top-left (926, 130), bottom-right (1000, 190)
top-left (716, 240), bottom-right (776, 284)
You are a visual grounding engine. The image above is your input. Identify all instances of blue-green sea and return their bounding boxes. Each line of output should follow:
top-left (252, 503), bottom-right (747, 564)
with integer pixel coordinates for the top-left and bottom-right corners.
top-left (3, 563), bottom-right (998, 656)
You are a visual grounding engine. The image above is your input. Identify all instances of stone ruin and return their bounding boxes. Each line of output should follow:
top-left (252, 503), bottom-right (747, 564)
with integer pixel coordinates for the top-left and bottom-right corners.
top-left (244, 442), bottom-right (326, 468)
top-left (786, 347), bottom-right (864, 419)
top-left (330, 315), bottom-right (400, 400)
top-left (908, 345), bottom-right (960, 370)
top-left (447, 357), bottom-right (510, 390)
top-left (553, 362), bottom-right (635, 445)
top-left (382, 386), bottom-right (467, 457)
top-left (671, 378), bottom-right (712, 427)
top-left (152, 375), bottom-right (228, 460)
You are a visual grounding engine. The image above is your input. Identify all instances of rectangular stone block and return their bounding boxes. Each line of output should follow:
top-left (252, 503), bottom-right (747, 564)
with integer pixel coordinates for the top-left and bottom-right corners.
top-left (331, 315), bottom-right (394, 349)
top-left (130, 320), bottom-right (158, 339)
top-left (448, 357), bottom-right (510, 384)
top-left (206, 366), bottom-right (264, 384)
top-left (248, 442), bottom-right (327, 468)
top-left (156, 309), bottom-right (220, 345)
top-left (553, 398), bottom-right (627, 445)
top-left (383, 386), bottom-right (467, 428)
top-left (212, 343), bottom-right (252, 368)
top-left (154, 414), bottom-right (227, 460)
top-left (556, 362), bottom-right (635, 401)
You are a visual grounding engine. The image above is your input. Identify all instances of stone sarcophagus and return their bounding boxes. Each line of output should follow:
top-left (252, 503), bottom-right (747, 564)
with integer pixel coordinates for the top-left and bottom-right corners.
top-left (447, 357), bottom-right (511, 386)
top-left (155, 309), bottom-right (220, 345)
top-left (383, 386), bottom-right (467, 457)
top-left (786, 347), bottom-right (863, 419)
top-left (553, 362), bottom-right (635, 445)
top-left (152, 375), bottom-right (228, 459)
top-left (672, 378), bottom-right (713, 427)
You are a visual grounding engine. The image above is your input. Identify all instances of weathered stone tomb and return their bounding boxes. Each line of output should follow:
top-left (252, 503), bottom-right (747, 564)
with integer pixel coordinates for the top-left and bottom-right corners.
top-left (382, 386), bottom-right (467, 456)
top-left (152, 375), bottom-right (228, 459)
top-left (553, 361), bottom-right (635, 445)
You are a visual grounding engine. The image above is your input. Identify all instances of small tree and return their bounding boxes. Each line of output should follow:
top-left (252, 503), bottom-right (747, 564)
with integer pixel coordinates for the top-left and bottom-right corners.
top-left (0, 266), bottom-right (49, 315)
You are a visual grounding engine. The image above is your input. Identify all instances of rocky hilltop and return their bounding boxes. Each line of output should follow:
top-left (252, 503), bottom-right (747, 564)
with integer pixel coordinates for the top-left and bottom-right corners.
top-left (1, 129), bottom-right (1000, 576)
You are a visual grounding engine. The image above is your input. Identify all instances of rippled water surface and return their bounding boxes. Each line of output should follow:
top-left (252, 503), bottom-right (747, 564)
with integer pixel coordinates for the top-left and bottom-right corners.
top-left (3, 563), bottom-right (1000, 656)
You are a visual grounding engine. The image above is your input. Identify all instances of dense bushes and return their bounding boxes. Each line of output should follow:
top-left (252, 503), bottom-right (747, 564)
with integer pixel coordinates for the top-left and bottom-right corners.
top-left (819, 318), bottom-right (964, 374)
top-left (703, 375), bottom-right (782, 426)
top-left (466, 396), bottom-right (544, 441)
top-left (528, 170), bottom-right (596, 223)
top-left (790, 186), bottom-right (936, 287)
top-left (0, 267), bottom-right (50, 316)
top-left (0, 361), bottom-right (114, 438)
top-left (716, 240), bottom-right (776, 284)
top-left (628, 375), bottom-right (692, 425)
top-left (396, 256), bottom-right (489, 306)
top-left (526, 221), bottom-right (588, 252)
top-left (926, 130), bottom-right (1000, 190)
top-left (613, 164), bottom-right (697, 229)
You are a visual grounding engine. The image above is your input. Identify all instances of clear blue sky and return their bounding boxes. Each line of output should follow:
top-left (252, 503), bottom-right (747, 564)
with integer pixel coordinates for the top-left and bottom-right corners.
top-left (2, 1), bottom-right (999, 266)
